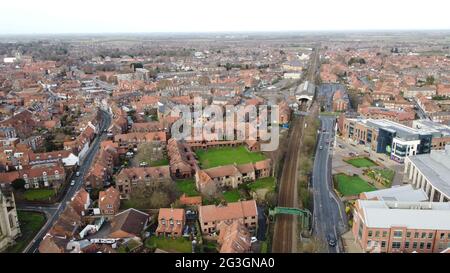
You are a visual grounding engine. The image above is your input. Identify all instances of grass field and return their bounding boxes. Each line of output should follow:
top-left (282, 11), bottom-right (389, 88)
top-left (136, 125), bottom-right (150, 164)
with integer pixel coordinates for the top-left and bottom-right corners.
top-left (223, 189), bottom-right (242, 203)
top-left (23, 189), bottom-right (56, 201)
top-left (344, 157), bottom-right (377, 168)
top-left (175, 179), bottom-right (199, 197)
top-left (145, 236), bottom-right (191, 253)
top-left (335, 173), bottom-right (376, 196)
top-left (248, 177), bottom-right (276, 192)
top-left (5, 211), bottom-right (46, 253)
top-left (196, 146), bottom-right (266, 169)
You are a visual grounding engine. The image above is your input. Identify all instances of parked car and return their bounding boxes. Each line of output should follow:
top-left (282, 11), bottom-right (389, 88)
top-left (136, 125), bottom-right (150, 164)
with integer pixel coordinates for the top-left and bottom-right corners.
top-left (76, 171), bottom-right (80, 177)
top-left (251, 237), bottom-right (258, 244)
top-left (70, 180), bottom-right (76, 186)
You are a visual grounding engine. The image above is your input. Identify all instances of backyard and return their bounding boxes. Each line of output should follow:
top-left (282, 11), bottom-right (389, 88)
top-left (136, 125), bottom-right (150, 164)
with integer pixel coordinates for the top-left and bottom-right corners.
top-left (248, 177), bottom-right (276, 192)
top-left (344, 157), bottom-right (377, 168)
top-left (5, 211), bottom-right (46, 253)
top-left (145, 236), bottom-right (192, 253)
top-left (335, 173), bottom-right (376, 196)
top-left (222, 189), bottom-right (243, 203)
top-left (175, 179), bottom-right (199, 197)
top-left (195, 146), bottom-right (266, 169)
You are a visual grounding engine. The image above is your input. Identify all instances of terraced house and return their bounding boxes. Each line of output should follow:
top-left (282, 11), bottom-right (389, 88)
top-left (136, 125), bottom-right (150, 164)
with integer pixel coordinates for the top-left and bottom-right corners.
top-left (195, 159), bottom-right (271, 195)
top-left (115, 166), bottom-right (171, 199)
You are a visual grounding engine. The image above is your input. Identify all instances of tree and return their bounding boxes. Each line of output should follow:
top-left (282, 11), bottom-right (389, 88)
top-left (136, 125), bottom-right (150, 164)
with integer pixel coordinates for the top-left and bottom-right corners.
top-left (11, 178), bottom-right (26, 190)
top-left (426, 75), bottom-right (435, 85)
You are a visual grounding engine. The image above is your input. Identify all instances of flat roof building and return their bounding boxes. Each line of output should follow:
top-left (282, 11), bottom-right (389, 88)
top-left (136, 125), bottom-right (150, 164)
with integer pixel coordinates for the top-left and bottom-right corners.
top-left (404, 145), bottom-right (450, 202)
top-left (352, 199), bottom-right (450, 253)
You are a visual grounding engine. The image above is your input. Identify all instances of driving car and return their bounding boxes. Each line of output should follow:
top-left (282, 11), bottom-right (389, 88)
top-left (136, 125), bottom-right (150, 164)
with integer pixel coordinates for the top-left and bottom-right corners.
top-left (326, 234), bottom-right (336, 247)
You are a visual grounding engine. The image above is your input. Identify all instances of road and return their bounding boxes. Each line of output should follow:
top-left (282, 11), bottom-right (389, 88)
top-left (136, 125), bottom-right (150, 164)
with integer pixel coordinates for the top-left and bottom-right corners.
top-left (312, 115), bottom-right (347, 253)
top-left (272, 116), bottom-right (304, 252)
top-left (23, 109), bottom-right (112, 253)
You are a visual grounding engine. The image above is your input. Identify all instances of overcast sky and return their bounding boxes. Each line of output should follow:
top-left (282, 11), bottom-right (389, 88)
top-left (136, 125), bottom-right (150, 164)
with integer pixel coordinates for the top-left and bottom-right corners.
top-left (1, 0), bottom-right (449, 34)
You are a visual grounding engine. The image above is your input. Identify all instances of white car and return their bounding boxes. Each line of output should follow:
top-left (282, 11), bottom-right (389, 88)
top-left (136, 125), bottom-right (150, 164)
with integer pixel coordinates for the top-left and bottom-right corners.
top-left (70, 180), bottom-right (76, 186)
top-left (251, 237), bottom-right (257, 244)
top-left (76, 171), bottom-right (80, 177)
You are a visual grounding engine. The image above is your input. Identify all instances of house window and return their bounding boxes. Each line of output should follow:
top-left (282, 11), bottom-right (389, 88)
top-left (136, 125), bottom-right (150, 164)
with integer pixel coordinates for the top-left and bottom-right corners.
top-left (405, 242), bottom-right (410, 249)
top-left (419, 242), bottom-right (424, 249)
top-left (421, 232), bottom-right (426, 239)
top-left (107, 204), bottom-right (112, 209)
top-left (392, 242), bottom-right (401, 249)
top-left (413, 242), bottom-right (418, 249)
top-left (406, 232), bottom-right (411, 238)
top-left (426, 243), bottom-right (432, 249)
top-left (428, 233), bottom-right (433, 239)
top-left (382, 231), bottom-right (387, 237)
top-left (381, 241), bottom-right (386, 248)
top-left (440, 233), bottom-right (445, 240)
top-left (375, 231), bottom-right (380, 238)
top-left (414, 232), bottom-right (419, 238)
top-left (393, 230), bottom-right (402, 238)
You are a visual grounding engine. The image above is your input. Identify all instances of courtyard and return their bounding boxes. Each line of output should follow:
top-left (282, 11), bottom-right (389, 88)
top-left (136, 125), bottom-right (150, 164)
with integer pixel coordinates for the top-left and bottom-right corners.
top-left (195, 146), bottom-right (266, 169)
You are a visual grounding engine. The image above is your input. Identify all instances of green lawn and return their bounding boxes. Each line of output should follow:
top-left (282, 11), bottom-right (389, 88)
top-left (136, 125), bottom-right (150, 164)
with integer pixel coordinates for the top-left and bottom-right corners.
top-left (248, 177), bottom-right (276, 192)
top-left (223, 189), bottom-right (242, 203)
top-left (145, 236), bottom-right (192, 253)
top-left (5, 211), bottom-right (46, 253)
top-left (335, 173), bottom-right (376, 196)
top-left (150, 158), bottom-right (169, 167)
top-left (175, 179), bottom-right (199, 197)
top-left (344, 157), bottom-right (377, 168)
top-left (23, 189), bottom-right (56, 201)
top-left (196, 146), bottom-right (266, 169)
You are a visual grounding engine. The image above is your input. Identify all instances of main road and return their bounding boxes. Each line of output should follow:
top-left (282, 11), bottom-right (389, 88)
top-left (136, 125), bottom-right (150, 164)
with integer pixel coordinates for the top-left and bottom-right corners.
top-left (23, 109), bottom-right (112, 253)
top-left (312, 115), bottom-right (347, 253)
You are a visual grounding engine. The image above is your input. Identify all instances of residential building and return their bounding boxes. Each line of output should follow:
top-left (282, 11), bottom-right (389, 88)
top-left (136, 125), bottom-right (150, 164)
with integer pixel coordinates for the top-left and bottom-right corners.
top-left (98, 187), bottom-right (121, 215)
top-left (115, 166), bottom-right (171, 199)
top-left (156, 208), bottom-right (185, 237)
top-left (198, 200), bottom-right (258, 235)
top-left (217, 220), bottom-right (252, 253)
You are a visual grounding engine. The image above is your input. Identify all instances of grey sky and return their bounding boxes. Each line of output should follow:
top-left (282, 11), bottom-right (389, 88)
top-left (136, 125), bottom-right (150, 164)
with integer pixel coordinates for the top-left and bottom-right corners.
top-left (1, 0), bottom-right (449, 34)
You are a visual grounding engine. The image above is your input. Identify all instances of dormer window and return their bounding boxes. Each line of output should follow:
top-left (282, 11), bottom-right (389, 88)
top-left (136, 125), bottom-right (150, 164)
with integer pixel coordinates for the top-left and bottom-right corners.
top-left (170, 218), bottom-right (174, 226)
top-left (161, 219), bottom-right (166, 225)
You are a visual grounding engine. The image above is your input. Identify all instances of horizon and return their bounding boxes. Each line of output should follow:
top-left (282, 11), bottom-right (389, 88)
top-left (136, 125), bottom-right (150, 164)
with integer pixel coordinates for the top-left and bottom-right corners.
top-left (2, 0), bottom-right (450, 35)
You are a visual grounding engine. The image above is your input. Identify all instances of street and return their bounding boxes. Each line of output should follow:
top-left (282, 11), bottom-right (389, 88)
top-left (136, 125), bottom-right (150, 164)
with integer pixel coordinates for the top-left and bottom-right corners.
top-left (23, 109), bottom-right (112, 253)
top-left (312, 115), bottom-right (347, 253)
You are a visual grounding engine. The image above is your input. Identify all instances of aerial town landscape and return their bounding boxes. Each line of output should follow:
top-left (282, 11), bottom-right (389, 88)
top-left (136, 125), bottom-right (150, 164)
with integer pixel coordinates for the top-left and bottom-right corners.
top-left (0, 31), bottom-right (449, 255)
top-left (0, 1), bottom-right (450, 260)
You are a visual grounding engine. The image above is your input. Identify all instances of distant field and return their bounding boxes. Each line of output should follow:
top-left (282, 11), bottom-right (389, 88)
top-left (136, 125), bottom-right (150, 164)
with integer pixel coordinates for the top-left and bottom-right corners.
top-left (196, 146), bottom-right (266, 169)
top-left (335, 173), bottom-right (376, 196)
top-left (344, 157), bottom-right (377, 168)
top-left (5, 211), bottom-right (46, 253)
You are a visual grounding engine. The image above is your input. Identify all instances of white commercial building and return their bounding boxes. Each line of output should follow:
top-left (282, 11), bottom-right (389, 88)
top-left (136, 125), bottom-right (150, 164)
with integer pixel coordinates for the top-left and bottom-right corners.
top-left (404, 145), bottom-right (450, 202)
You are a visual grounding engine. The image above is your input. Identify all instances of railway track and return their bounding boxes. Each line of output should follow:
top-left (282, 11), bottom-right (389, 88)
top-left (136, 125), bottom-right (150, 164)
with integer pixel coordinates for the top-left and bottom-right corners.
top-left (272, 110), bottom-right (306, 252)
